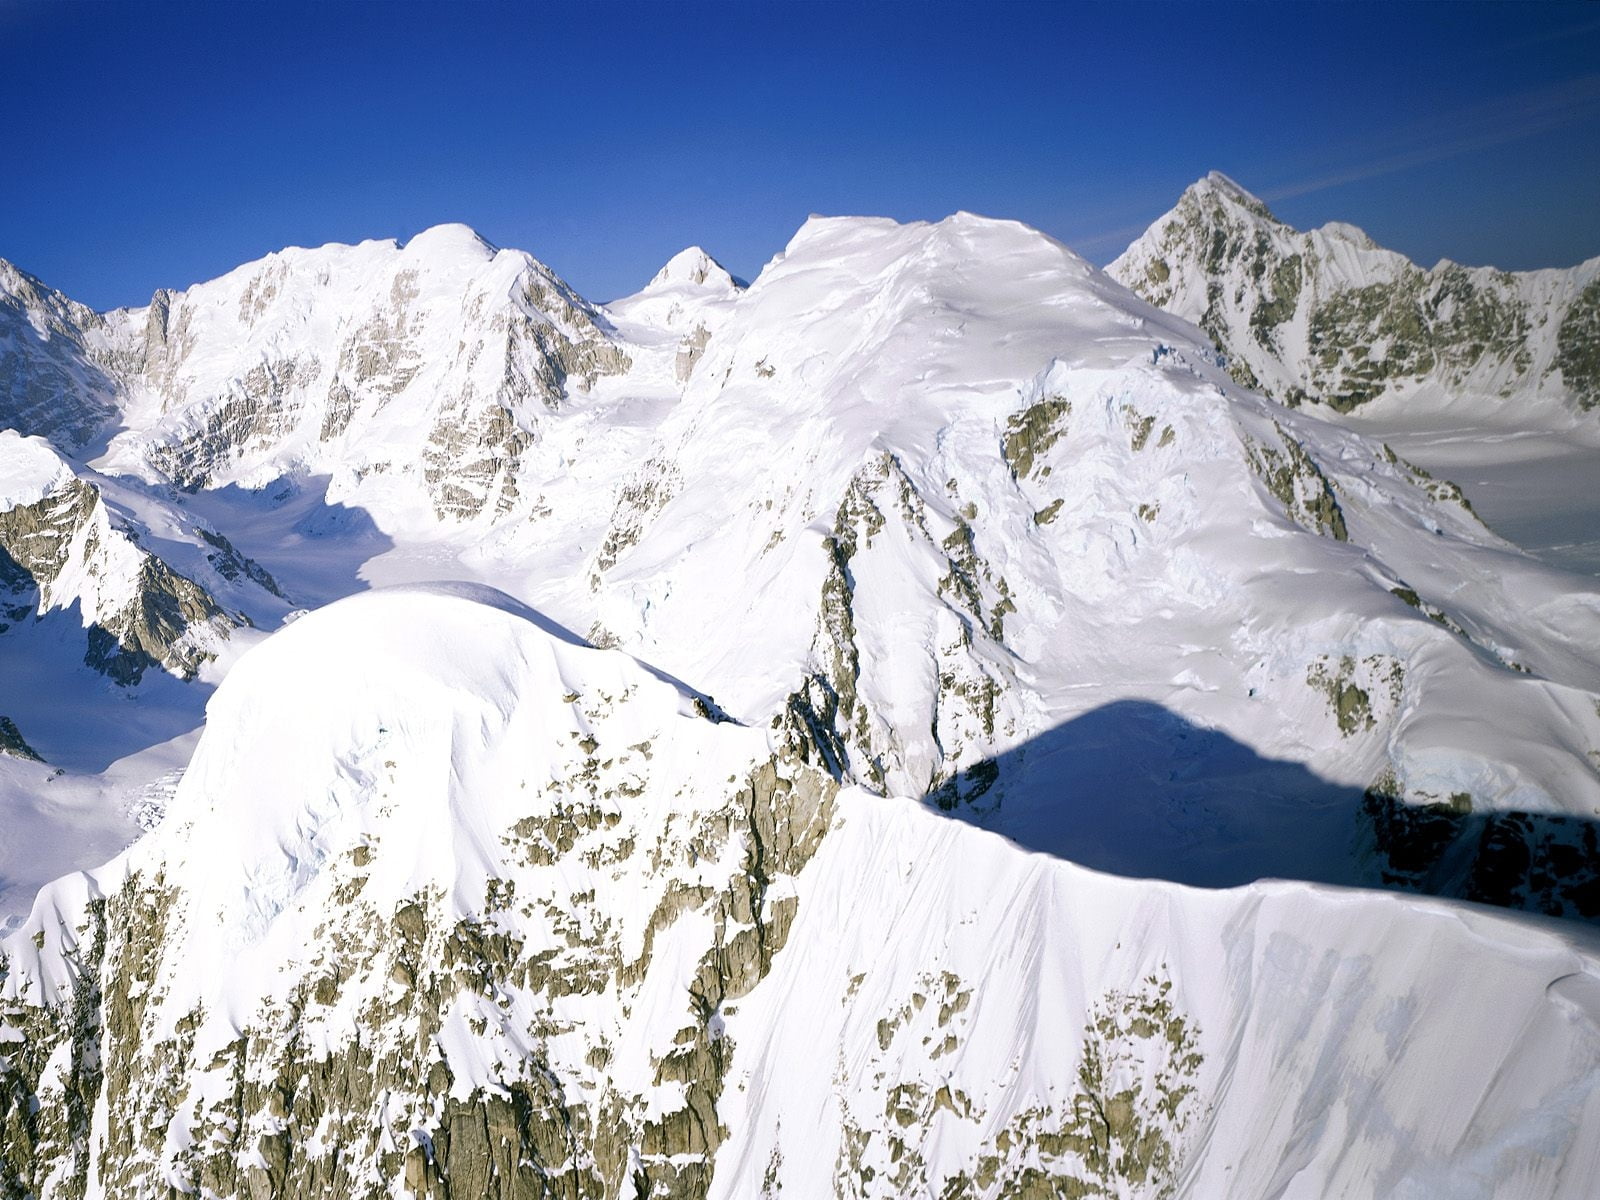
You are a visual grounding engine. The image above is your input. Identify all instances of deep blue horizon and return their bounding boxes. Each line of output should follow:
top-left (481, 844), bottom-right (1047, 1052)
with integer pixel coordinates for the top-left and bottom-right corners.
top-left (3, 0), bottom-right (1597, 312)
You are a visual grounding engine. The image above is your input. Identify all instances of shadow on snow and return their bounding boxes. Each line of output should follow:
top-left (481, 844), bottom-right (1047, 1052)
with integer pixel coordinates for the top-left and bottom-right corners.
top-left (926, 698), bottom-right (1600, 925)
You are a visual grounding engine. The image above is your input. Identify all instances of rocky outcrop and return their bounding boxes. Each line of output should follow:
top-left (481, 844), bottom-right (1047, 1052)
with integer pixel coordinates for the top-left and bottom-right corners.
top-left (0, 435), bottom-right (256, 684)
top-left (1361, 774), bottom-right (1600, 919)
top-left (0, 715), bottom-right (42, 762)
top-left (1109, 173), bottom-right (1600, 418)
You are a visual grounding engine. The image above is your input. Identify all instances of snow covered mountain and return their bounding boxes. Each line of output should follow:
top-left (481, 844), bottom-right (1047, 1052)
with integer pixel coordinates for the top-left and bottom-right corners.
top-left (0, 262), bottom-right (123, 451)
top-left (3, 586), bottom-right (1597, 1199)
top-left (0, 214), bottom-right (1597, 916)
top-left (70, 225), bottom-right (628, 525)
top-left (1, 205), bottom-right (1599, 1196)
top-left (1109, 172), bottom-right (1600, 422)
top-left (0, 428), bottom-right (286, 929)
top-left (576, 214), bottom-right (1600, 921)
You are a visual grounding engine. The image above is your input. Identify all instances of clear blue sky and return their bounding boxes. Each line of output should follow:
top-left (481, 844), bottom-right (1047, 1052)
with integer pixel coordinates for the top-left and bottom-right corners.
top-left (3, 0), bottom-right (1597, 310)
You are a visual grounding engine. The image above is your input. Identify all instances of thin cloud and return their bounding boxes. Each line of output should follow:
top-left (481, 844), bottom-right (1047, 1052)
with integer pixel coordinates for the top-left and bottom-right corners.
top-left (1061, 75), bottom-right (1600, 262)
top-left (1262, 75), bottom-right (1600, 203)
top-left (1067, 221), bottom-right (1159, 257)
top-left (1464, 14), bottom-right (1600, 61)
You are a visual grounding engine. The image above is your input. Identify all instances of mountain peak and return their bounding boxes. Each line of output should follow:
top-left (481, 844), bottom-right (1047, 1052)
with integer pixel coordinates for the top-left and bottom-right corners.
top-left (402, 221), bottom-right (498, 264)
top-left (1184, 171), bottom-right (1277, 222)
top-left (646, 246), bottom-right (740, 292)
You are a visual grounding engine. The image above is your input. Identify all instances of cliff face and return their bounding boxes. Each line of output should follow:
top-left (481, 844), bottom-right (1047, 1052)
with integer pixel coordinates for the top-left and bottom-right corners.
top-left (0, 262), bottom-right (121, 452)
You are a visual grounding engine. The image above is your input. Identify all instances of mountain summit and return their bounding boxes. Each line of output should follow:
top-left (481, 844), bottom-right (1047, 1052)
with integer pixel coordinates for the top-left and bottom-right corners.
top-left (1110, 173), bottom-right (1600, 419)
top-left (644, 245), bottom-right (742, 293)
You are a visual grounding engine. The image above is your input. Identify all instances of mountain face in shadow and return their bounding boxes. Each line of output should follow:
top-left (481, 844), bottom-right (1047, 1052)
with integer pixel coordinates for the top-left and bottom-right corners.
top-left (928, 699), bottom-right (1600, 923)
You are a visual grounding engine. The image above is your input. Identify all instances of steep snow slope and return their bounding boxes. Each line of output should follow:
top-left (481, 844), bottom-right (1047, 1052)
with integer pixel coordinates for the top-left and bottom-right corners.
top-left (4, 587), bottom-right (1597, 1199)
top-left (1108, 172), bottom-right (1600, 422)
top-left (0, 586), bottom-right (836, 1197)
top-left (0, 430), bottom-right (287, 928)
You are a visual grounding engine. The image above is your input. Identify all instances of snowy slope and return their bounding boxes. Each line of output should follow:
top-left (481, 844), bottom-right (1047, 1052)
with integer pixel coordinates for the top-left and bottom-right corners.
top-left (3, 587), bottom-right (1597, 1198)
top-left (0, 429), bottom-right (288, 928)
top-left (0, 198), bottom-right (1597, 1196)
top-left (1108, 172), bottom-right (1600, 423)
top-left (3, 211), bottom-right (1599, 927)
top-left (563, 213), bottom-right (1600, 918)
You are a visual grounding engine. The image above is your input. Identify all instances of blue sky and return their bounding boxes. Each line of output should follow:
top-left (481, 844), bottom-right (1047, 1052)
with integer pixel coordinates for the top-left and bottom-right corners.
top-left (2, 0), bottom-right (1597, 310)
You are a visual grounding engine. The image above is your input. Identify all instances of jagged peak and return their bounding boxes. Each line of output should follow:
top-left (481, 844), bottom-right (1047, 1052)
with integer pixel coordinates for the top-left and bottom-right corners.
top-left (1181, 171), bottom-right (1278, 223)
top-left (0, 257), bottom-right (96, 321)
top-left (645, 246), bottom-right (741, 293)
top-left (0, 257), bottom-right (42, 293)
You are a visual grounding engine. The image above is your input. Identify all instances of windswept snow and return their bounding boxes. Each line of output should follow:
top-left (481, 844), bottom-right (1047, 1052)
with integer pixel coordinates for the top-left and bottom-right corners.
top-left (0, 431), bottom-right (72, 510)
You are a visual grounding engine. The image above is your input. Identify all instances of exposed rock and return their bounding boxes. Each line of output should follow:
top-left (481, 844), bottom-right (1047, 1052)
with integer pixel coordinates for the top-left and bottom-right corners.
top-left (1110, 173), bottom-right (1600, 418)
top-left (0, 449), bottom-right (244, 685)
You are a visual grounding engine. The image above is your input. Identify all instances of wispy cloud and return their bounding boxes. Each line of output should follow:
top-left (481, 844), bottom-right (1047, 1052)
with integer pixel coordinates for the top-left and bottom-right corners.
top-left (1067, 73), bottom-right (1600, 261)
top-left (1463, 15), bottom-right (1600, 61)
top-left (1065, 220), bottom-right (1159, 255)
top-left (1261, 74), bottom-right (1600, 203)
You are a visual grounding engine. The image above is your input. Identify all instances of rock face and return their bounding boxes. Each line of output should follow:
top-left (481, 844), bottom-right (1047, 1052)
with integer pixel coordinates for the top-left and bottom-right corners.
top-left (0, 261), bottom-right (122, 451)
top-left (3, 587), bottom-right (1599, 1200)
top-left (1108, 172), bottom-right (1600, 419)
top-left (0, 431), bottom-right (270, 684)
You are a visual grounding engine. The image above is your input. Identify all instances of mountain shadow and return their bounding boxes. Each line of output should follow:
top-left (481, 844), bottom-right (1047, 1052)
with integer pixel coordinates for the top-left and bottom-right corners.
top-left (926, 699), bottom-right (1600, 925)
top-left (176, 474), bottom-right (397, 617)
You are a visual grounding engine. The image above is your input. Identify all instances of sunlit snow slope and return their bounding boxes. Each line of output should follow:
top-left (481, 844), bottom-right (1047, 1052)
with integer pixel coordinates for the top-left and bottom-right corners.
top-left (3, 588), bottom-right (1598, 1198)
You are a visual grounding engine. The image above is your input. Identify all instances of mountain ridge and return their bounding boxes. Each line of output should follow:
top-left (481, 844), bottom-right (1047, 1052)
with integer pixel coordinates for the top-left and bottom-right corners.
top-left (1109, 174), bottom-right (1600, 419)
top-left (5, 585), bottom-right (1599, 1198)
